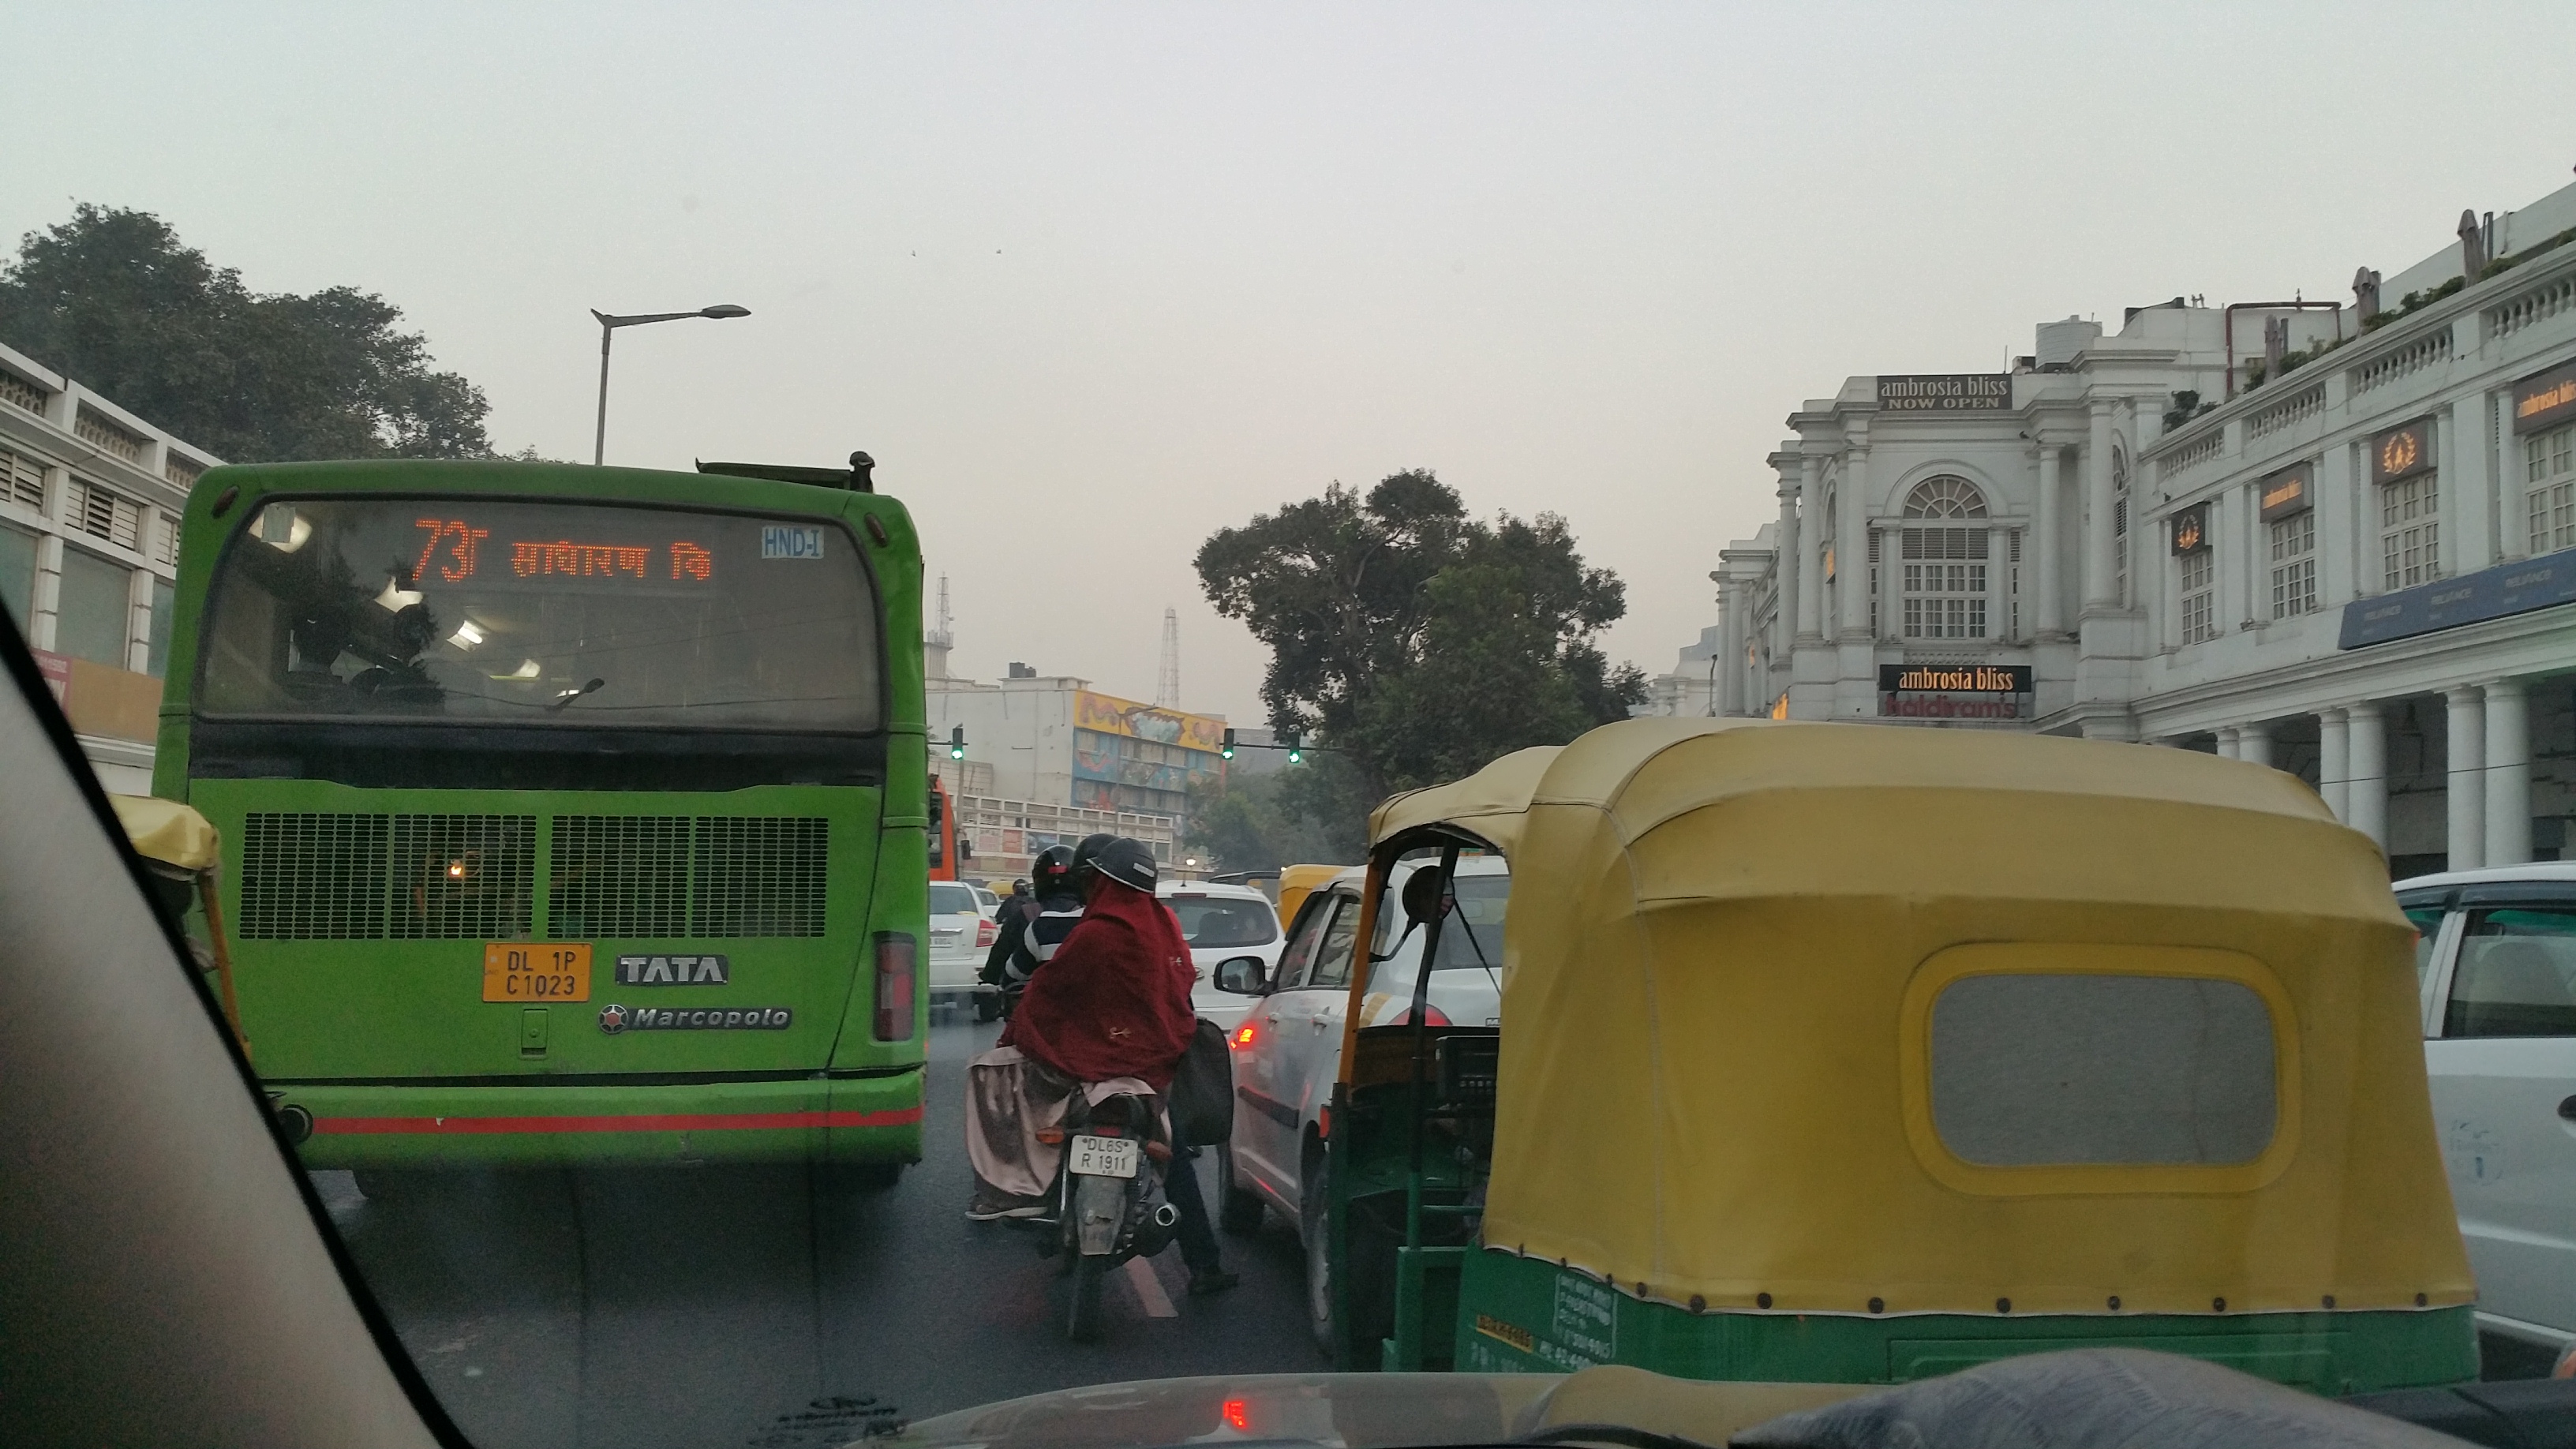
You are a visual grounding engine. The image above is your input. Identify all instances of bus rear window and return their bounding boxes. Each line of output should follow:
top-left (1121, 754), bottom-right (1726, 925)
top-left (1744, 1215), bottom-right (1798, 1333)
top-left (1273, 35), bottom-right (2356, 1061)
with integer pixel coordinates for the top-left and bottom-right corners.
top-left (197, 498), bottom-right (881, 732)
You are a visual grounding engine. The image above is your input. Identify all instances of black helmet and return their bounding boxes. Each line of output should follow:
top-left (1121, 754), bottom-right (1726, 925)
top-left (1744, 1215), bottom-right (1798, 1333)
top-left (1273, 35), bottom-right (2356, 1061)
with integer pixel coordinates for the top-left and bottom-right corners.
top-left (1031, 846), bottom-right (1075, 893)
top-left (1090, 837), bottom-right (1157, 893)
top-left (1069, 833), bottom-right (1117, 884)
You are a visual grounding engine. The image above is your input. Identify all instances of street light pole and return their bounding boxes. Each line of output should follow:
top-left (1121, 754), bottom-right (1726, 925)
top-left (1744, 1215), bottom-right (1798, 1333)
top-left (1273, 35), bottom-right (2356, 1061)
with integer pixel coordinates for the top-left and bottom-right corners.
top-left (590, 304), bottom-right (751, 465)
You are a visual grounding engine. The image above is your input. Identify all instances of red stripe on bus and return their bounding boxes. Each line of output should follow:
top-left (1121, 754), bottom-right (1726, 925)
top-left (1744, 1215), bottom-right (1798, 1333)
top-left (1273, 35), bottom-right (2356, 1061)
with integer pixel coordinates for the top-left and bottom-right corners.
top-left (312, 1106), bottom-right (925, 1136)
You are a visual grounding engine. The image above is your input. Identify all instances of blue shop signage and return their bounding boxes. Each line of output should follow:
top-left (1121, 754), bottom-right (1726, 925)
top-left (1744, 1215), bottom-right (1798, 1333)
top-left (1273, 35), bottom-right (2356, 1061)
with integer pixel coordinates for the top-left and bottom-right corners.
top-left (2339, 546), bottom-right (2576, 649)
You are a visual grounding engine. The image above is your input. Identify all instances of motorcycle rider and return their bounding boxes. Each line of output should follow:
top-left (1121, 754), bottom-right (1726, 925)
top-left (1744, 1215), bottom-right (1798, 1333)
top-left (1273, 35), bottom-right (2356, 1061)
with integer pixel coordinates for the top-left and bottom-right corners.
top-left (980, 848), bottom-right (1079, 1007)
top-left (971, 837), bottom-right (1237, 1293)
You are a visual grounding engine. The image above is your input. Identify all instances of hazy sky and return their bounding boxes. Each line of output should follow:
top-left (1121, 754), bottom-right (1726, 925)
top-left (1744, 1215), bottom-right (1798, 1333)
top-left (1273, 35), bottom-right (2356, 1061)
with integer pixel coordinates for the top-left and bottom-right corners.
top-left (13, 3), bottom-right (2573, 724)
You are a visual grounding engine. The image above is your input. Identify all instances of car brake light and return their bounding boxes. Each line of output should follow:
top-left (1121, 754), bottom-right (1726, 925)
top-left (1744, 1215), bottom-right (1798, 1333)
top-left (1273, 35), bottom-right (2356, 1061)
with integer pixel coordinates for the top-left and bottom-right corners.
top-left (1397, 1004), bottom-right (1451, 1027)
top-left (874, 931), bottom-right (916, 1041)
top-left (1222, 1398), bottom-right (1251, 1432)
top-left (975, 917), bottom-right (998, 948)
top-left (1232, 1022), bottom-right (1256, 1048)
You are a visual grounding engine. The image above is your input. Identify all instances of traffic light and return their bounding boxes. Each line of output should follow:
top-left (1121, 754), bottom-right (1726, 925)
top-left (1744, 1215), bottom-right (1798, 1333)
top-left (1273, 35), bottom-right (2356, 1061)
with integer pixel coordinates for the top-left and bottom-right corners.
top-left (1220, 728), bottom-right (1235, 760)
top-left (948, 724), bottom-right (966, 761)
top-left (1284, 732), bottom-right (1303, 764)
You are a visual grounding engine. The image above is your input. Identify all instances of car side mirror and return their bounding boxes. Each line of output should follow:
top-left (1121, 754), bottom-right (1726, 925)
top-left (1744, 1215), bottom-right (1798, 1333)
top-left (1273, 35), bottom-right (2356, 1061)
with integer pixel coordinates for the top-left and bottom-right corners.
top-left (1214, 956), bottom-right (1267, 995)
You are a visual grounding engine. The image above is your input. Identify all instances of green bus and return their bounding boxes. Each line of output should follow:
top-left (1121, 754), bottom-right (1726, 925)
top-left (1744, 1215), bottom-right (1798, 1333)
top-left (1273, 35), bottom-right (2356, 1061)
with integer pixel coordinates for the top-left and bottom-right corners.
top-left (152, 457), bottom-right (927, 1180)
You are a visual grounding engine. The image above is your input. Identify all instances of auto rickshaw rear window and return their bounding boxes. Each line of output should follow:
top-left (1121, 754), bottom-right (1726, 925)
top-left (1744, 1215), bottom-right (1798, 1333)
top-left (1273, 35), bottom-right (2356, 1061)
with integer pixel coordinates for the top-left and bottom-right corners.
top-left (1930, 973), bottom-right (2277, 1167)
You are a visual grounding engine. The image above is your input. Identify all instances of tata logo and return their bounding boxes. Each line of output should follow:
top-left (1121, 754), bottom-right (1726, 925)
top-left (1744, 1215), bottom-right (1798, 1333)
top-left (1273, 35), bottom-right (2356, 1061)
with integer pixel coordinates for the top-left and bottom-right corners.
top-left (615, 953), bottom-right (730, 985)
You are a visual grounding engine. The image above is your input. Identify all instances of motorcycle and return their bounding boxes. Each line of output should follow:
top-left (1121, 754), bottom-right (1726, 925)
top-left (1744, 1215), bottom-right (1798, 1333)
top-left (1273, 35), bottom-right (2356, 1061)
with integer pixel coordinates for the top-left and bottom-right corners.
top-left (1035, 1078), bottom-right (1180, 1341)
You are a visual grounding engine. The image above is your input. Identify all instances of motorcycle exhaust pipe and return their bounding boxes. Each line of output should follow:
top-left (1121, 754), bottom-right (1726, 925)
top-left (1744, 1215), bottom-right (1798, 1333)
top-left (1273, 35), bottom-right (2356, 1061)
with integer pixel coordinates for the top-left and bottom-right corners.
top-left (1151, 1203), bottom-right (1181, 1229)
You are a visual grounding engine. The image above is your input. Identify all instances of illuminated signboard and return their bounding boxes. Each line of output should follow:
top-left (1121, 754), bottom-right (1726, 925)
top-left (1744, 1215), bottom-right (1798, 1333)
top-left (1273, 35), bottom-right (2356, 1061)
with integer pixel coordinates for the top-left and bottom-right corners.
top-left (409, 517), bottom-right (714, 586)
top-left (2170, 502), bottom-right (2211, 556)
top-left (2370, 419), bottom-right (2434, 486)
top-left (2514, 361), bottom-right (2576, 436)
top-left (1876, 663), bottom-right (2031, 721)
top-left (1875, 375), bottom-right (2014, 412)
top-left (2258, 464), bottom-right (2312, 523)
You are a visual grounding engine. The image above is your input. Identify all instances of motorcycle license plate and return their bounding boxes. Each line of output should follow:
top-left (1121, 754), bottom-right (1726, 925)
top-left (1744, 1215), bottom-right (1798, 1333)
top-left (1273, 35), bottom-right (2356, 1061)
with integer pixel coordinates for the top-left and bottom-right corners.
top-left (1069, 1134), bottom-right (1139, 1178)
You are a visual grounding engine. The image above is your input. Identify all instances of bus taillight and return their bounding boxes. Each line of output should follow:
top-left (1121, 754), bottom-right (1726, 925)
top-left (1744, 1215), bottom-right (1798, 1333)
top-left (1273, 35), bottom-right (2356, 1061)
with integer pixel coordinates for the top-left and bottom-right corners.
top-left (874, 931), bottom-right (917, 1040)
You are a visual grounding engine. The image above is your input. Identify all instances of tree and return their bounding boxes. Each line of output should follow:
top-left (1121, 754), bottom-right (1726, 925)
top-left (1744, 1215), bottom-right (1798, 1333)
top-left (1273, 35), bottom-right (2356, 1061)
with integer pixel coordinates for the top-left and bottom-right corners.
top-left (0, 204), bottom-right (504, 462)
top-left (1196, 470), bottom-right (1646, 815)
top-left (1185, 769), bottom-right (1355, 874)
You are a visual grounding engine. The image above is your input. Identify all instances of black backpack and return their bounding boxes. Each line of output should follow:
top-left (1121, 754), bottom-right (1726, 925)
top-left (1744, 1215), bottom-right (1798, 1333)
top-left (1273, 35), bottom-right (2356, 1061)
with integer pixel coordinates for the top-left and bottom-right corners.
top-left (1166, 1017), bottom-right (1234, 1146)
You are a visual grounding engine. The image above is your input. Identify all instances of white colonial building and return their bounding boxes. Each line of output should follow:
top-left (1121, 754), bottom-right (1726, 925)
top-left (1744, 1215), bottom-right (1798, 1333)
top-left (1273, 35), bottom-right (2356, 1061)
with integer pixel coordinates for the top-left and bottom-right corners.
top-left (1669, 180), bottom-right (2576, 874)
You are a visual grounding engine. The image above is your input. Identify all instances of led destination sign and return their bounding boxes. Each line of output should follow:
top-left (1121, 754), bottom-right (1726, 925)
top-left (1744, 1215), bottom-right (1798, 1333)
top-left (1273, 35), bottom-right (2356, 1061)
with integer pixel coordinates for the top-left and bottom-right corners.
top-left (412, 517), bottom-right (717, 586)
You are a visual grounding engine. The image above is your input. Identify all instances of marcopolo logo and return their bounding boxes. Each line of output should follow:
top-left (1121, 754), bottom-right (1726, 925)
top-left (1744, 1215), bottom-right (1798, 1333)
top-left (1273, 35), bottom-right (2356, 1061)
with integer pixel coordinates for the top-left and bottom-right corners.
top-left (598, 1003), bottom-right (792, 1035)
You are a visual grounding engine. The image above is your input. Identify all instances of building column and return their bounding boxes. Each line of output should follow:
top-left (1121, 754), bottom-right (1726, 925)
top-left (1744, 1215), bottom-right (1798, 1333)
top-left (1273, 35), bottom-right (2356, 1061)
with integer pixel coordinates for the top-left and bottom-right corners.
top-left (1987, 521), bottom-right (2011, 641)
top-left (2446, 686), bottom-right (2488, 871)
top-left (2486, 678), bottom-right (2533, 866)
top-left (2346, 702), bottom-right (2388, 851)
top-left (1838, 445), bottom-right (1870, 640)
top-left (2319, 707), bottom-right (2350, 822)
top-left (2215, 726), bottom-right (2241, 760)
top-left (124, 563), bottom-right (155, 674)
top-left (1796, 457), bottom-right (1824, 642)
top-left (31, 533), bottom-right (62, 653)
top-left (2450, 391), bottom-right (2496, 575)
top-left (1777, 470), bottom-right (1803, 643)
top-left (2083, 401), bottom-right (2117, 610)
top-left (2237, 721), bottom-right (2273, 769)
top-left (2035, 440), bottom-right (2065, 636)
top-left (1717, 579), bottom-right (1744, 717)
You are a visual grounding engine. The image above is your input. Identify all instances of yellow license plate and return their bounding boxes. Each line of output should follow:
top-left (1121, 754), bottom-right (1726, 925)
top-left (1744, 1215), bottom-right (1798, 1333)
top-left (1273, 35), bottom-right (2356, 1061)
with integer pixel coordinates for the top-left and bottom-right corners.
top-left (482, 943), bottom-right (592, 1002)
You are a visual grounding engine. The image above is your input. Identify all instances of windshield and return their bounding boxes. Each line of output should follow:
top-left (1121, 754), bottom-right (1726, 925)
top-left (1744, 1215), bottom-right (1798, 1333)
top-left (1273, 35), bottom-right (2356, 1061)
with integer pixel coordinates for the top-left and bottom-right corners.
top-left (1372, 868), bottom-right (1509, 979)
top-left (197, 498), bottom-right (880, 731)
top-left (1165, 894), bottom-right (1278, 949)
top-left (15, 9), bottom-right (2563, 1443)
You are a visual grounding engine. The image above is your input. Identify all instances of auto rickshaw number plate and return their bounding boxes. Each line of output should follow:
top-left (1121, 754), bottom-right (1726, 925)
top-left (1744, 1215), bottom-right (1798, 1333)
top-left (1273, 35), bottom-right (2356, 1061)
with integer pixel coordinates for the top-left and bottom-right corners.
top-left (482, 943), bottom-right (593, 1002)
top-left (1069, 1134), bottom-right (1139, 1178)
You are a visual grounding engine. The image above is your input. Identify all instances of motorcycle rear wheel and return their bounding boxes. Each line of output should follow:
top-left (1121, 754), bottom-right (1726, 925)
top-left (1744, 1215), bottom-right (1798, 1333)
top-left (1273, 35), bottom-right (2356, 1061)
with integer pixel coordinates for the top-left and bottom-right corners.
top-left (1066, 1253), bottom-right (1106, 1341)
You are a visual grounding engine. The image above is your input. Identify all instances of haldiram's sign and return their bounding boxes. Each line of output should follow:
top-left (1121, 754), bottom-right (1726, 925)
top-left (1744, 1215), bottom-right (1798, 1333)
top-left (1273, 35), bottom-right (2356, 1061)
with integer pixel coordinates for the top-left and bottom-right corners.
top-left (1875, 374), bottom-right (2014, 412)
top-left (1877, 663), bottom-right (2034, 720)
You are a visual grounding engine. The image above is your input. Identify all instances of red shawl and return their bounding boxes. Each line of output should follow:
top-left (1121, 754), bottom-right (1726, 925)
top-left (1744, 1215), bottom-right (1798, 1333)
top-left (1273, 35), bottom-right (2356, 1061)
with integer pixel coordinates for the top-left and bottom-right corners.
top-left (1002, 878), bottom-right (1197, 1090)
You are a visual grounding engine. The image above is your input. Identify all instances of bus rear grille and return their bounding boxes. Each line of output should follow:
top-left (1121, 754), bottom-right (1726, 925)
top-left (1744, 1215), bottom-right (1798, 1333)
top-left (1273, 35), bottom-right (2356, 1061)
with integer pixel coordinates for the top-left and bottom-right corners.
top-left (549, 817), bottom-right (691, 938)
top-left (549, 816), bottom-right (829, 940)
top-left (391, 816), bottom-right (536, 939)
top-left (693, 817), bottom-right (829, 938)
top-left (240, 814), bottom-right (389, 939)
top-left (238, 814), bottom-right (535, 940)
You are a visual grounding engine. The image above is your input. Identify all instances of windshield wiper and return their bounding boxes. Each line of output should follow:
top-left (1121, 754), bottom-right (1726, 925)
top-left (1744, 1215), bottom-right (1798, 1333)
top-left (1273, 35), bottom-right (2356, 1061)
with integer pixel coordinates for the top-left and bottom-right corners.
top-left (546, 677), bottom-right (607, 711)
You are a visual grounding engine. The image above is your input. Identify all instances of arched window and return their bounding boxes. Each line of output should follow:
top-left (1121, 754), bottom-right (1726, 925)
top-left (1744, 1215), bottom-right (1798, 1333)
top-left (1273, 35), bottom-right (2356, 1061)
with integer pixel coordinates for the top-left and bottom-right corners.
top-left (2113, 448), bottom-right (2130, 604)
top-left (1900, 477), bottom-right (1989, 640)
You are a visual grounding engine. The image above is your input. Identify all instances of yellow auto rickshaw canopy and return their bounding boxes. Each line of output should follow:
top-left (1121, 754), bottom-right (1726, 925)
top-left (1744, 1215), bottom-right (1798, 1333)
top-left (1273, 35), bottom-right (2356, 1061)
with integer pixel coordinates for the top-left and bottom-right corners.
top-left (1368, 718), bottom-right (2471, 1320)
top-left (110, 793), bottom-right (221, 874)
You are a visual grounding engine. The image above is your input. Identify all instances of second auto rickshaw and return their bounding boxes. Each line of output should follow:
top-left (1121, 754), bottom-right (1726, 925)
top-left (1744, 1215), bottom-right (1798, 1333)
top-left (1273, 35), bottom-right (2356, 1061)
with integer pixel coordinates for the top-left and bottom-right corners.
top-left (1319, 717), bottom-right (2477, 1393)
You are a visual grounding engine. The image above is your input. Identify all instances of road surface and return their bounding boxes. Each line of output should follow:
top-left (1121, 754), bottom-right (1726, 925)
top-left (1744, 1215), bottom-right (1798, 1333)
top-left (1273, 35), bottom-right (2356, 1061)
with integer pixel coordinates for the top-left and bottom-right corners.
top-left (317, 1015), bottom-right (1319, 1449)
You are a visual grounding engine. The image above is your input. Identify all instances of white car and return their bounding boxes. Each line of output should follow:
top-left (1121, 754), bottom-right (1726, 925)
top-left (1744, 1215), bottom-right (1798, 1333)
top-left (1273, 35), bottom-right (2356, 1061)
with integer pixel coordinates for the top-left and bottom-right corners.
top-left (2398, 861), bottom-right (2576, 1359)
top-left (1155, 880), bottom-right (1284, 1033)
top-left (1209, 856), bottom-right (1507, 1337)
top-left (926, 879), bottom-right (998, 1010)
top-left (971, 883), bottom-right (1001, 918)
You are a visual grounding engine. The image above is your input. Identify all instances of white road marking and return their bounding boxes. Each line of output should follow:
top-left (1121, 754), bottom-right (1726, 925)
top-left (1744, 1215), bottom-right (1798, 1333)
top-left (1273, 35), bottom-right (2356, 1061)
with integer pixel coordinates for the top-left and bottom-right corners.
top-left (1122, 1254), bottom-right (1178, 1317)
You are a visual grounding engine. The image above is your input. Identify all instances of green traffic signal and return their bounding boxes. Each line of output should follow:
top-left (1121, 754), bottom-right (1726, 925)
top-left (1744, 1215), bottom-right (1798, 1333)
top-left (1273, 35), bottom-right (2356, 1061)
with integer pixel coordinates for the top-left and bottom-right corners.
top-left (1221, 728), bottom-right (1235, 760)
top-left (1285, 732), bottom-right (1302, 764)
top-left (948, 724), bottom-right (966, 761)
